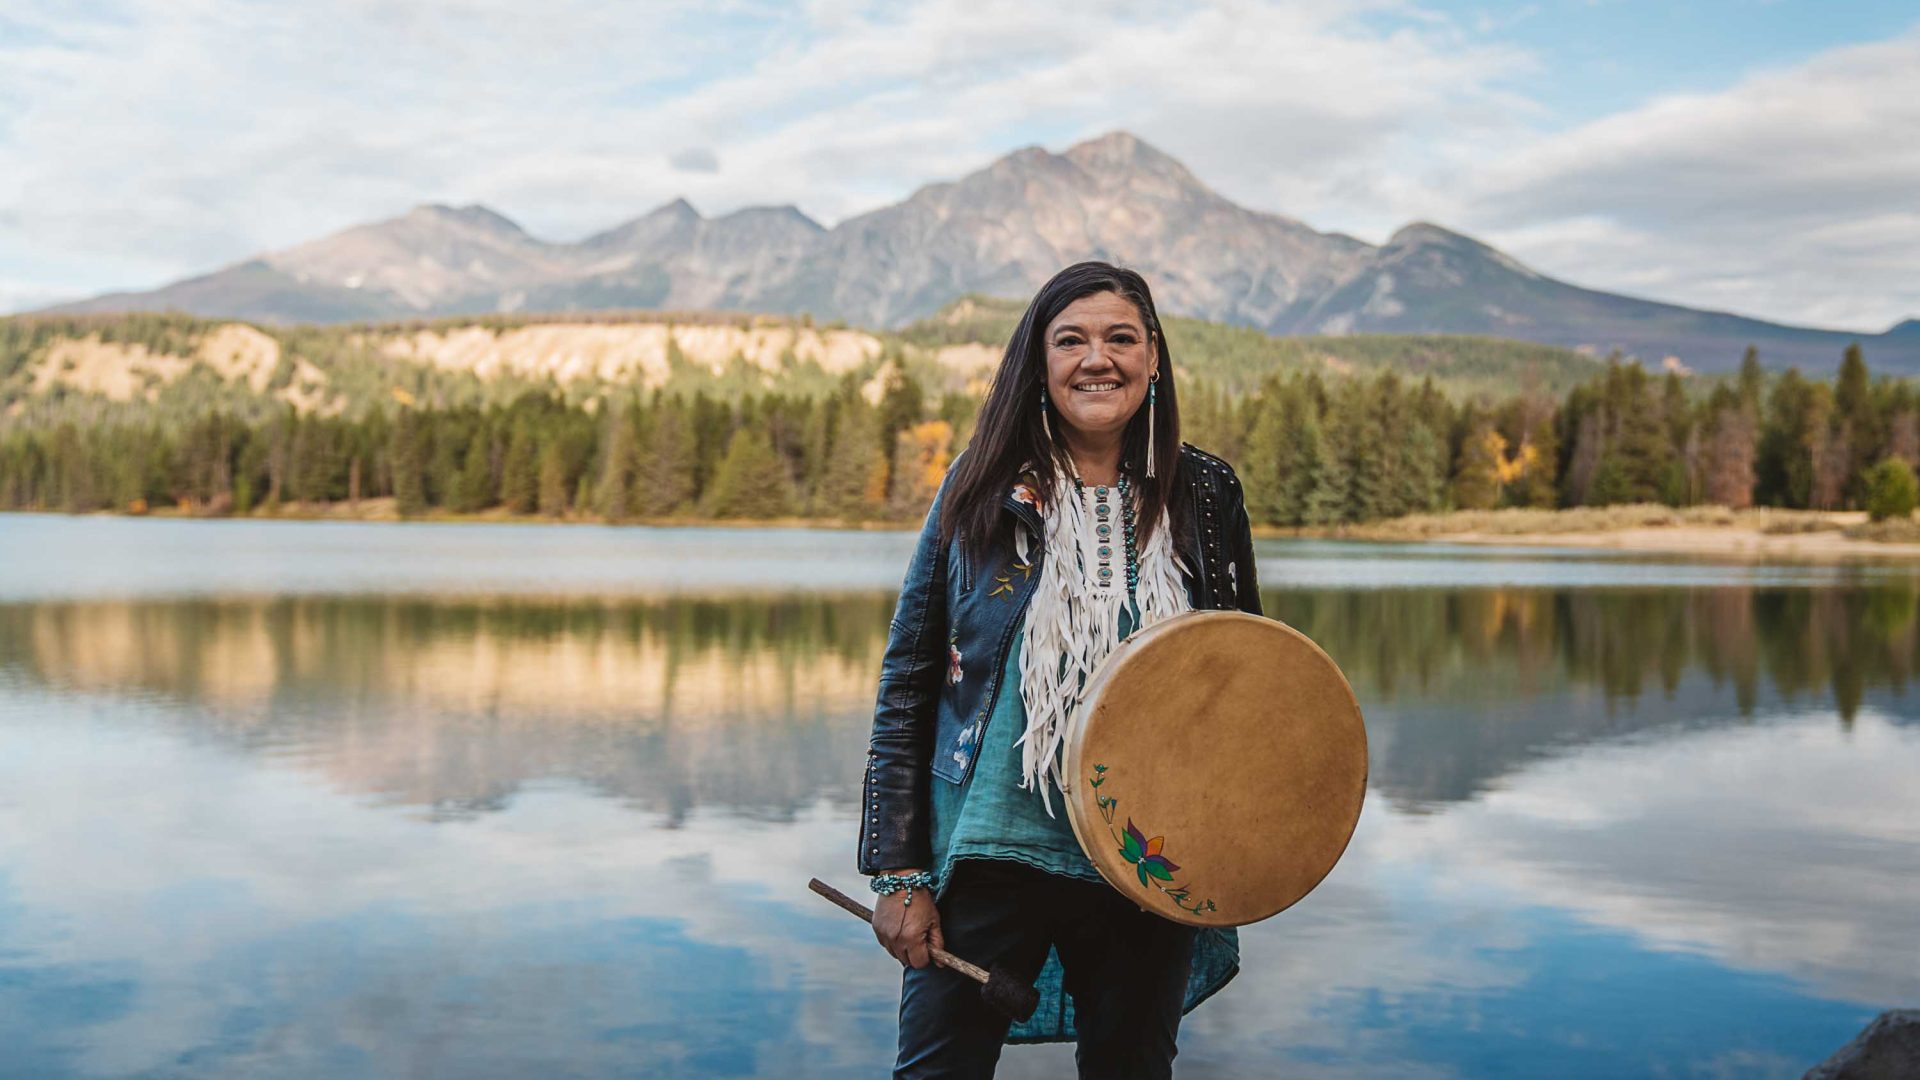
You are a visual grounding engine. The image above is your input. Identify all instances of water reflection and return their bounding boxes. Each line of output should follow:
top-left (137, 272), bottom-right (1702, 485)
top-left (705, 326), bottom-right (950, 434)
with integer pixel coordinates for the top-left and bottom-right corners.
top-left (1, 555), bottom-right (1916, 1077)
top-left (1267, 586), bottom-right (1920, 810)
top-left (2, 583), bottom-right (1914, 818)
top-left (0, 594), bottom-right (894, 823)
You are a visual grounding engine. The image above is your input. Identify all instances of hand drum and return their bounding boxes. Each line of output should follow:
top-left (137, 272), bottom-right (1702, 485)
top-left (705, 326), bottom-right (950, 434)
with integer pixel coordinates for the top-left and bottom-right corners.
top-left (1061, 610), bottom-right (1368, 927)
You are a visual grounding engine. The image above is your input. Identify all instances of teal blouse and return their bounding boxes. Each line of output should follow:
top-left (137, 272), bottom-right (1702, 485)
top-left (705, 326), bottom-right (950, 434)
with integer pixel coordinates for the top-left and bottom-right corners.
top-left (927, 601), bottom-right (1241, 1044)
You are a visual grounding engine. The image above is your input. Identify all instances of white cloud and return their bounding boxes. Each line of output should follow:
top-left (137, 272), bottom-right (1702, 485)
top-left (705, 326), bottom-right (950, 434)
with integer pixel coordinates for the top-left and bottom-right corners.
top-left (0, 0), bottom-right (1531, 306)
top-left (7, 687), bottom-right (1909, 1076)
top-left (0, 1), bottom-right (1912, 331)
top-left (0, 277), bottom-right (70, 314)
top-left (1371, 709), bottom-right (1920, 1006)
top-left (1441, 29), bottom-right (1920, 332)
top-left (668, 146), bottom-right (721, 173)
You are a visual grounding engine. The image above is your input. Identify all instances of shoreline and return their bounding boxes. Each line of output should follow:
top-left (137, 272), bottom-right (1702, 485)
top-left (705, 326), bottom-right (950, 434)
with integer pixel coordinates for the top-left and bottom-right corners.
top-left (14, 500), bottom-right (1920, 561)
top-left (1263, 504), bottom-right (1920, 562)
top-left (7, 498), bottom-right (911, 532)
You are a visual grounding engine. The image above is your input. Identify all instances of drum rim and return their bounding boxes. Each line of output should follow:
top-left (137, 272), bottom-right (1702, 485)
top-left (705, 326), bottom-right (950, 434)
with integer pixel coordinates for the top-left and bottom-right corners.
top-left (1059, 609), bottom-right (1369, 927)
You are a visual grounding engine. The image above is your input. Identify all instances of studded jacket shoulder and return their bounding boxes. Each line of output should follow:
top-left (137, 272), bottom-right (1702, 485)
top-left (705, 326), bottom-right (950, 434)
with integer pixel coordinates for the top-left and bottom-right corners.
top-left (855, 443), bottom-right (1263, 875)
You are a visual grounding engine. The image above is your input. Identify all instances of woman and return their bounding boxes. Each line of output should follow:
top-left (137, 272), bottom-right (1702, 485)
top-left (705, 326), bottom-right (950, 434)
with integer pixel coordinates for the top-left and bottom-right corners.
top-left (858, 261), bottom-right (1262, 1078)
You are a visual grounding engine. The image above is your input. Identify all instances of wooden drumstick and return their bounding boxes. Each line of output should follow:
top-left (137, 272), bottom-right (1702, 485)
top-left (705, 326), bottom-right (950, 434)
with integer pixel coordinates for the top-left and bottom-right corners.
top-left (807, 877), bottom-right (1040, 1022)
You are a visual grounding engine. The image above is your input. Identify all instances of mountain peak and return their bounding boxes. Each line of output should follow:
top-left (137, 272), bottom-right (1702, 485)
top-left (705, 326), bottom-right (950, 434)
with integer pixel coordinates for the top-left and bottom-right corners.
top-left (1386, 221), bottom-right (1474, 250)
top-left (980, 143), bottom-right (1062, 178)
top-left (1886, 317), bottom-right (1920, 339)
top-left (577, 196), bottom-right (708, 252)
top-left (1062, 129), bottom-right (1200, 185)
top-left (650, 196), bottom-right (700, 220)
top-left (1382, 221), bottom-right (1545, 282)
top-left (1066, 129), bottom-right (1152, 161)
top-left (716, 204), bottom-right (823, 231)
top-left (406, 203), bottom-right (525, 236)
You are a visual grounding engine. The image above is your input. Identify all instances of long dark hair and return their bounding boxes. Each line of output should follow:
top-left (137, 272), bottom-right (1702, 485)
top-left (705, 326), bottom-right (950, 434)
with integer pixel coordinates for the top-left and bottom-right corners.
top-left (938, 261), bottom-right (1184, 559)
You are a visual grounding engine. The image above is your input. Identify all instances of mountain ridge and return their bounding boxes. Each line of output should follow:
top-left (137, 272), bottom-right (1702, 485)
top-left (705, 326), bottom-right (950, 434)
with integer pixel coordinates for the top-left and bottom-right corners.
top-left (36, 129), bottom-right (1918, 374)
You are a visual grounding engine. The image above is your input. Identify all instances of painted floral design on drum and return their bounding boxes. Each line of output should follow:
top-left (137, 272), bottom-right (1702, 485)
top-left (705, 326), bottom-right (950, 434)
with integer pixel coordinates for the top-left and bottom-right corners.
top-left (1088, 764), bottom-right (1218, 916)
top-left (1120, 820), bottom-right (1178, 886)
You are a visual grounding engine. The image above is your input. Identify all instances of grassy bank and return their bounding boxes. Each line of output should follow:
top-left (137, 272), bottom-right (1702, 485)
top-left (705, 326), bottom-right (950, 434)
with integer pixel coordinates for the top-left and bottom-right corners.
top-left (1266, 502), bottom-right (1920, 560)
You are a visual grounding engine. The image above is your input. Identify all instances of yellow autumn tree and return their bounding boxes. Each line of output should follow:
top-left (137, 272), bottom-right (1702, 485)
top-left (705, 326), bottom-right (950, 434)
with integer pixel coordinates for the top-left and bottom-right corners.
top-left (889, 420), bottom-right (953, 518)
top-left (1452, 422), bottom-right (1504, 510)
top-left (1497, 440), bottom-right (1539, 488)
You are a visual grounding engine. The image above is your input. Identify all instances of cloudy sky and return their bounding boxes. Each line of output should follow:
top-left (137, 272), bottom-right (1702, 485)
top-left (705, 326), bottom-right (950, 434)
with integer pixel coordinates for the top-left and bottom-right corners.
top-left (2, 0), bottom-right (1916, 331)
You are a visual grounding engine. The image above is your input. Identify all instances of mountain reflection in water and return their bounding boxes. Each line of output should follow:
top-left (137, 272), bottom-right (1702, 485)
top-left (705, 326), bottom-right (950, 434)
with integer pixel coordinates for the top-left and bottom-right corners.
top-left (1, 584), bottom-right (1909, 818)
top-left (0, 519), bottom-right (1915, 1078)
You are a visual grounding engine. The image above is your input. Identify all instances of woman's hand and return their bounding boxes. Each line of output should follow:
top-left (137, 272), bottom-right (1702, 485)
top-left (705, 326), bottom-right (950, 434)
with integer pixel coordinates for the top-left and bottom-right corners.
top-left (871, 870), bottom-right (944, 969)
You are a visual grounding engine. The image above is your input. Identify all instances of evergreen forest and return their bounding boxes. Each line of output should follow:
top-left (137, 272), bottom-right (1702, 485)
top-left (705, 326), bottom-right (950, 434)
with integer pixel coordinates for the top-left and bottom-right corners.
top-left (2, 306), bottom-right (1909, 528)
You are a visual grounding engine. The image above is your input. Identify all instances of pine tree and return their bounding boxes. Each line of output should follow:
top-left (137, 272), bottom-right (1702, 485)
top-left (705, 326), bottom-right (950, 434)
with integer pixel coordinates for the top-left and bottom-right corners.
top-left (1834, 343), bottom-right (1879, 508)
top-left (360, 407), bottom-right (393, 500)
top-left (634, 393), bottom-right (696, 516)
top-left (815, 394), bottom-right (890, 521)
top-left (538, 443), bottom-right (569, 517)
top-left (1808, 396), bottom-right (1848, 511)
top-left (689, 391), bottom-right (731, 498)
top-left (1307, 385), bottom-right (1358, 524)
top-left (452, 427), bottom-right (494, 512)
top-left (1395, 377), bottom-right (1453, 517)
top-left (1563, 411), bottom-right (1603, 507)
top-left (1702, 398), bottom-right (1757, 509)
top-left (595, 398), bottom-right (639, 521)
top-left (1244, 378), bottom-right (1320, 526)
top-left (172, 412), bottom-right (236, 509)
top-left (703, 426), bottom-right (796, 519)
top-left (501, 421), bottom-right (538, 514)
top-left (1399, 420), bottom-right (1447, 515)
top-left (234, 436), bottom-right (266, 515)
top-left (1757, 368), bottom-right (1810, 507)
top-left (1350, 373), bottom-right (1403, 520)
top-left (392, 409), bottom-right (428, 515)
top-left (1590, 363), bottom-right (1674, 505)
top-left (1736, 346), bottom-right (1765, 417)
top-left (262, 406), bottom-right (295, 508)
top-left (1661, 371), bottom-right (1690, 448)
top-left (1240, 385), bottom-right (1288, 525)
top-left (1836, 343), bottom-right (1870, 426)
top-left (1285, 406), bottom-right (1332, 526)
top-left (427, 412), bottom-right (472, 508)
top-left (875, 362), bottom-right (926, 494)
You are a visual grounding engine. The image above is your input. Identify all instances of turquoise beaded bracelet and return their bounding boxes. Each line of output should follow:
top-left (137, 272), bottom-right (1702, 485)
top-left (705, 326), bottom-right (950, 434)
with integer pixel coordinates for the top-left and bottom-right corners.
top-left (869, 870), bottom-right (936, 907)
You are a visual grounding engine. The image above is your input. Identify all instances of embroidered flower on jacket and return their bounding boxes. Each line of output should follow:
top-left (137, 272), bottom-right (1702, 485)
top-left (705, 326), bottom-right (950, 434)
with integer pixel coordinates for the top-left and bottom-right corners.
top-left (1010, 479), bottom-right (1044, 513)
top-left (946, 631), bottom-right (964, 686)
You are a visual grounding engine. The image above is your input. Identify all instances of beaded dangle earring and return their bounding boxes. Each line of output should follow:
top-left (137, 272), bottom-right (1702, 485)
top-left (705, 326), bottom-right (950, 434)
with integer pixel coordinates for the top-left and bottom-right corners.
top-left (1039, 385), bottom-right (1054, 443)
top-left (1145, 369), bottom-right (1159, 478)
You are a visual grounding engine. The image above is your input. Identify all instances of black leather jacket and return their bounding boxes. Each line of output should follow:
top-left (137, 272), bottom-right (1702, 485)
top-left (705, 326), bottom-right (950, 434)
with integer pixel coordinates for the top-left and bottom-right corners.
top-left (857, 442), bottom-right (1263, 875)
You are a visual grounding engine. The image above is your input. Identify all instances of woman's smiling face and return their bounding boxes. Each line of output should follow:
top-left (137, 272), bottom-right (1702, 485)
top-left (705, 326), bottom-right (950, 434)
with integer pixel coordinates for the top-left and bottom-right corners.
top-left (1043, 290), bottom-right (1157, 443)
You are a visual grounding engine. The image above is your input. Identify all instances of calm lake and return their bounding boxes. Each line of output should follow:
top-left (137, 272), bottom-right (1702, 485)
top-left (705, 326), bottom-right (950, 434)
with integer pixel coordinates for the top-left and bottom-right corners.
top-left (1, 513), bottom-right (1915, 1079)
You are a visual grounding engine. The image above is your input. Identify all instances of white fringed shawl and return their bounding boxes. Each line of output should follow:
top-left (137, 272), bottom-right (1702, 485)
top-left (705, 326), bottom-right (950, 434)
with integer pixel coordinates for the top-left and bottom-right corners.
top-left (1013, 461), bottom-right (1191, 815)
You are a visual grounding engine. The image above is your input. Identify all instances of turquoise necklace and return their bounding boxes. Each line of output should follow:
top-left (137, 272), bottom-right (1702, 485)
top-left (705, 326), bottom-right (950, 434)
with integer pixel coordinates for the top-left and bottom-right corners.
top-left (1071, 471), bottom-right (1140, 606)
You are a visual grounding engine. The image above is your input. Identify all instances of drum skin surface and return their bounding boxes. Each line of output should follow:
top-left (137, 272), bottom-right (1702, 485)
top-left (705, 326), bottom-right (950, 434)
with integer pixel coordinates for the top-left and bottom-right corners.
top-left (1061, 610), bottom-right (1368, 927)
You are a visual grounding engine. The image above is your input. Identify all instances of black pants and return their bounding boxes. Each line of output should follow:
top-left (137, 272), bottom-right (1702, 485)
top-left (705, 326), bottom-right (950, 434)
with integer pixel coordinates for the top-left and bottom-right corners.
top-left (894, 859), bottom-right (1199, 1079)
